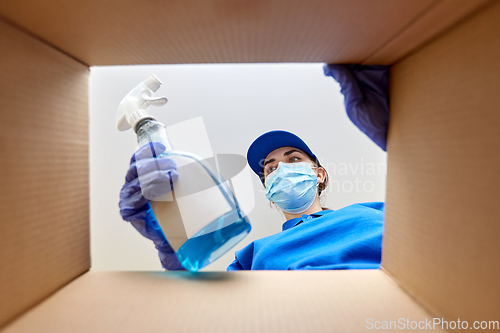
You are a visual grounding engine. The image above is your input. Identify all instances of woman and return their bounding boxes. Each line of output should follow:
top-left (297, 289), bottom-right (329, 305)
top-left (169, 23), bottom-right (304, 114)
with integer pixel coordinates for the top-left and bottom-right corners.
top-left (119, 130), bottom-right (384, 270)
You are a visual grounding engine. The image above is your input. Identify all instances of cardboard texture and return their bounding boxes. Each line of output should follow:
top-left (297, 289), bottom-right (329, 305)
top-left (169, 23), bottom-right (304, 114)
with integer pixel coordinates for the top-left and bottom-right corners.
top-left (363, 0), bottom-right (492, 65)
top-left (0, 19), bottom-right (90, 328)
top-left (0, 0), bottom-right (484, 66)
top-left (1, 0), bottom-right (499, 331)
top-left (384, 0), bottom-right (500, 323)
top-left (2, 270), bottom-right (443, 333)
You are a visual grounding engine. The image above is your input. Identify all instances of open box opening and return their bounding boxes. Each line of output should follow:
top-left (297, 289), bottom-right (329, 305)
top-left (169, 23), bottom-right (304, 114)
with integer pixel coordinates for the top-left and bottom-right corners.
top-left (88, 63), bottom-right (388, 272)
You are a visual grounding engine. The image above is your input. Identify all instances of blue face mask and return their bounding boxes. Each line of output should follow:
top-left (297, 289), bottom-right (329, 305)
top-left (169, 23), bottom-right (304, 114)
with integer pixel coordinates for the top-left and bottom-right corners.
top-left (264, 161), bottom-right (318, 214)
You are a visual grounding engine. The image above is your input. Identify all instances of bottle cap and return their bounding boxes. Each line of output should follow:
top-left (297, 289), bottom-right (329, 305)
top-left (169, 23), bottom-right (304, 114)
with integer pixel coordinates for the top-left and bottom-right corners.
top-left (129, 110), bottom-right (156, 132)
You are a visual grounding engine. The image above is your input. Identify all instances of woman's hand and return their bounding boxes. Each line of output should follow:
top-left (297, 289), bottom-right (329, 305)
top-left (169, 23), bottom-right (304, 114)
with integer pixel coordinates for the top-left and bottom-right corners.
top-left (118, 142), bottom-right (185, 270)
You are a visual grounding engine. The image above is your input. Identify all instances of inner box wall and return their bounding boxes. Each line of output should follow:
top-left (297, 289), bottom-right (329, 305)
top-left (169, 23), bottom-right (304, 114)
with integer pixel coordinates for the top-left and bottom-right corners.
top-left (0, 19), bottom-right (90, 328)
top-left (383, 0), bottom-right (500, 323)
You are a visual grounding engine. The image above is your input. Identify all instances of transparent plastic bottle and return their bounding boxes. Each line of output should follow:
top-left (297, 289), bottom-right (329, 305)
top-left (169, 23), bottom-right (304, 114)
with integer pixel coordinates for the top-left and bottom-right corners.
top-left (117, 76), bottom-right (251, 271)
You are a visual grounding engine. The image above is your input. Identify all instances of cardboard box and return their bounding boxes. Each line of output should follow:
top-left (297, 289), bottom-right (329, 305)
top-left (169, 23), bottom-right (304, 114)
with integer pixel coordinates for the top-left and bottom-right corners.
top-left (0, 0), bottom-right (498, 331)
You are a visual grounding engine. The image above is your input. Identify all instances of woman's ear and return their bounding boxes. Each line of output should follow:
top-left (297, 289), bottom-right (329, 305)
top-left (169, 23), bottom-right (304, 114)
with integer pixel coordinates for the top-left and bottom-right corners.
top-left (317, 167), bottom-right (326, 184)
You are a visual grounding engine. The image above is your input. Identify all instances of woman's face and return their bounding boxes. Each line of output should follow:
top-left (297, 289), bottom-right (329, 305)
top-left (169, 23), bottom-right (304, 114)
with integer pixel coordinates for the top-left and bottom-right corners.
top-left (262, 146), bottom-right (315, 180)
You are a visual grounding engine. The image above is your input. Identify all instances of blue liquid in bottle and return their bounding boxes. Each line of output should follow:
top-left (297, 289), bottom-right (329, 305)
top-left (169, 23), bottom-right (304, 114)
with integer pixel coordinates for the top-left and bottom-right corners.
top-left (136, 119), bottom-right (251, 271)
top-left (176, 209), bottom-right (251, 271)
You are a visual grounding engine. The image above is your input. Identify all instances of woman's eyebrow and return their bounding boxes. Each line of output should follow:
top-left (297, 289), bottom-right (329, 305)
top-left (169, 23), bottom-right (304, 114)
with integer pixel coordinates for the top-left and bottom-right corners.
top-left (283, 149), bottom-right (302, 157)
top-left (263, 158), bottom-right (275, 167)
top-left (263, 149), bottom-right (303, 167)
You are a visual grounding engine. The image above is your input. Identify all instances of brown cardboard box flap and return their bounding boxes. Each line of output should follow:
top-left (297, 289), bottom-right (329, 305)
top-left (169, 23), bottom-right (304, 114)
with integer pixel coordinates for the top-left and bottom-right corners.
top-left (2, 270), bottom-right (444, 333)
top-left (0, 0), bottom-right (489, 66)
top-left (363, 0), bottom-right (492, 65)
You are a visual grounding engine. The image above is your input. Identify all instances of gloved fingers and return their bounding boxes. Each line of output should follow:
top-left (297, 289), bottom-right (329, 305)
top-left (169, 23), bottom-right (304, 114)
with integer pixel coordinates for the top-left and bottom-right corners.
top-left (323, 64), bottom-right (364, 107)
top-left (131, 142), bottom-right (167, 164)
top-left (136, 157), bottom-right (178, 178)
top-left (138, 167), bottom-right (179, 187)
top-left (126, 202), bottom-right (184, 270)
top-left (128, 206), bottom-right (174, 248)
top-left (128, 219), bottom-right (148, 238)
top-left (120, 177), bottom-right (141, 199)
top-left (324, 64), bottom-right (390, 151)
top-left (119, 178), bottom-right (149, 208)
top-left (324, 64), bottom-right (357, 87)
top-left (125, 155), bottom-right (177, 183)
top-left (155, 240), bottom-right (175, 253)
top-left (130, 219), bottom-right (165, 243)
top-left (125, 142), bottom-right (167, 182)
top-left (139, 169), bottom-right (180, 200)
top-left (143, 213), bottom-right (170, 244)
top-left (121, 166), bottom-right (179, 220)
top-left (346, 100), bottom-right (388, 151)
top-left (348, 96), bottom-right (388, 129)
top-left (120, 187), bottom-right (149, 210)
top-left (128, 219), bottom-right (165, 244)
top-left (158, 251), bottom-right (184, 270)
top-left (120, 206), bottom-right (148, 223)
top-left (125, 161), bottom-right (138, 183)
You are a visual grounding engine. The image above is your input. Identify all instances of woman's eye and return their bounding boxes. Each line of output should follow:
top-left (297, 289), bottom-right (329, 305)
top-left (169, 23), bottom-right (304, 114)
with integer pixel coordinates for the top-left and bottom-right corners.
top-left (267, 165), bottom-right (277, 173)
top-left (289, 156), bottom-right (300, 162)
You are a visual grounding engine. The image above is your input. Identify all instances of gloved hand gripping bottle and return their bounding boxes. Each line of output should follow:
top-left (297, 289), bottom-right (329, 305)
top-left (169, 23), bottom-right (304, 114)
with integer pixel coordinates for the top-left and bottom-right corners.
top-left (116, 75), bottom-right (251, 271)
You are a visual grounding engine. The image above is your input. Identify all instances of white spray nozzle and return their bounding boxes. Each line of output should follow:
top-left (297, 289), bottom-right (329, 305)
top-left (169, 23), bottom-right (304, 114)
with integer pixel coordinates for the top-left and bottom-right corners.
top-left (116, 75), bottom-right (168, 132)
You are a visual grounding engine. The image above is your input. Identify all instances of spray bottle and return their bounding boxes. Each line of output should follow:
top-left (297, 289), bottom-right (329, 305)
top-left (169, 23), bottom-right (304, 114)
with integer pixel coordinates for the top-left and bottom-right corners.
top-left (116, 75), bottom-right (251, 271)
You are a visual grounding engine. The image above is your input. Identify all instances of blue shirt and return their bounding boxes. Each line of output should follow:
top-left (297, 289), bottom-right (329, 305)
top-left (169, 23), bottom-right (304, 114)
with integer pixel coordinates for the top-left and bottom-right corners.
top-left (227, 202), bottom-right (384, 270)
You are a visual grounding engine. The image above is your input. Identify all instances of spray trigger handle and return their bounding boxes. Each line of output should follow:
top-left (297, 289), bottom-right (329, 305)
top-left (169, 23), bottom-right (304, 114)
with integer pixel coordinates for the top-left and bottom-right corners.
top-left (116, 75), bottom-right (170, 131)
top-left (141, 91), bottom-right (168, 107)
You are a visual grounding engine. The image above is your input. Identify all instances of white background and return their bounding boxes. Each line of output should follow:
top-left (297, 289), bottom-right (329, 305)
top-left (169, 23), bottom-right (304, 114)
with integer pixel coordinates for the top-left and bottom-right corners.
top-left (89, 63), bottom-right (387, 271)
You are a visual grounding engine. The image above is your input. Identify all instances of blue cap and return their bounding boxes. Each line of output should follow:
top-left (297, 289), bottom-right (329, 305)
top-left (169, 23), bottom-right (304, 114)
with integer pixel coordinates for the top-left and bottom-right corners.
top-left (246, 130), bottom-right (319, 182)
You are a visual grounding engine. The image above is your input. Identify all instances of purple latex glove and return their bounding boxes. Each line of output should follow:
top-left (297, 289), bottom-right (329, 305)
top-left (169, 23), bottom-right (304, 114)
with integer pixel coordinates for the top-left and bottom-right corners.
top-left (119, 142), bottom-right (184, 270)
top-left (323, 64), bottom-right (390, 151)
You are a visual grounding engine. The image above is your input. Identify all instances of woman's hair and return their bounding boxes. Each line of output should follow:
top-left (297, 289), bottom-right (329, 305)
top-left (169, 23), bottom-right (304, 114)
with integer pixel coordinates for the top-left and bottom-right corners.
top-left (307, 153), bottom-right (329, 197)
top-left (306, 153), bottom-right (330, 211)
top-left (262, 151), bottom-right (330, 211)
